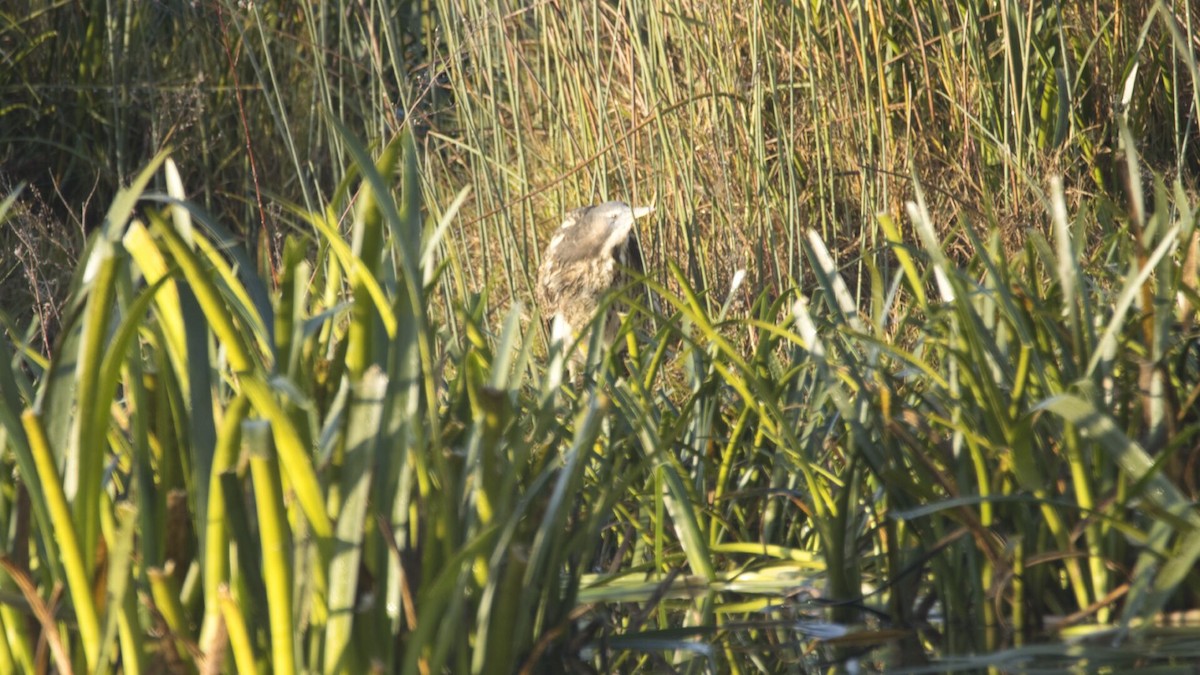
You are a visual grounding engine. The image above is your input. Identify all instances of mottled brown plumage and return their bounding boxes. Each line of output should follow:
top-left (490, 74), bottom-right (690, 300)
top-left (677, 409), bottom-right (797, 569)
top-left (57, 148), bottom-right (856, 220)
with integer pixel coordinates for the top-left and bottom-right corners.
top-left (535, 201), bottom-right (653, 352)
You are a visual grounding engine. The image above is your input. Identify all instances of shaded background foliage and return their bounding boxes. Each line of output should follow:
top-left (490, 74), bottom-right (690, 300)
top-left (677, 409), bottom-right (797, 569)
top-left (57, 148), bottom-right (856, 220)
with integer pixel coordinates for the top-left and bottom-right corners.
top-left (3, 1), bottom-right (1197, 329)
top-left (0, 1), bottom-right (1199, 672)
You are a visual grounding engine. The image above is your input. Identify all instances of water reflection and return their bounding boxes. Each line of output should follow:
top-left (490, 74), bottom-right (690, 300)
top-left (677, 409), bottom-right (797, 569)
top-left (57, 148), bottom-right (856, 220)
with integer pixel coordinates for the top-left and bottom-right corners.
top-left (571, 571), bottom-right (1200, 672)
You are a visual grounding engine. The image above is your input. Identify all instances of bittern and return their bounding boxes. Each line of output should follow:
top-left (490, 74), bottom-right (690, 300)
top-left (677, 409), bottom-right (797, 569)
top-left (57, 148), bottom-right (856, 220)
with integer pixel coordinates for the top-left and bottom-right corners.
top-left (535, 201), bottom-right (654, 360)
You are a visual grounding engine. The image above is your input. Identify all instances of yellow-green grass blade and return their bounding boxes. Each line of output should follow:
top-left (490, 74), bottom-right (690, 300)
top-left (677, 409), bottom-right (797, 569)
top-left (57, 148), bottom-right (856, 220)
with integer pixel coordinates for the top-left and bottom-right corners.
top-left (328, 122), bottom-right (418, 296)
top-left (275, 238), bottom-right (308, 379)
top-left (143, 195), bottom-right (278, 361)
top-left (472, 536), bottom-right (529, 675)
top-left (116, 565), bottom-right (145, 675)
top-left (805, 229), bottom-right (867, 334)
top-left (110, 269), bottom-right (166, 580)
top-left (421, 185), bottom-right (472, 287)
top-left (188, 233), bottom-right (273, 367)
top-left (199, 394), bottom-right (251, 650)
top-left (504, 395), bottom-right (608, 664)
top-left (238, 375), bottom-right (332, 610)
top-left (1041, 398), bottom-right (1199, 518)
top-left (152, 206), bottom-right (334, 614)
top-left (400, 525), bottom-right (502, 675)
top-left (1037, 393), bottom-right (1200, 622)
top-left (147, 563), bottom-right (193, 667)
top-left (0, 602), bottom-right (31, 674)
top-left (1085, 220), bottom-right (1180, 378)
top-left (148, 211), bottom-right (256, 373)
top-left (122, 221), bottom-right (187, 381)
top-left (301, 208), bottom-right (397, 339)
top-left (0, 621), bottom-right (18, 674)
top-left (68, 227), bottom-right (123, 575)
top-left (0, 545), bottom-right (31, 675)
top-left (29, 287), bottom-right (82, 459)
top-left (95, 275), bottom-right (170, 432)
top-left (146, 208), bottom-right (229, 595)
top-left (659, 461), bottom-right (716, 582)
top-left (218, 469), bottom-right (269, 635)
top-left (68, 150), bottom-right (170, 576)
top-left (219, 584), bottom-right (261, 675)
top-left (153, 211), bottom-right (319, 517)
top-left (323, 367), bottom-right (386, 674)
top-left (21, 410), bottom-right (101, 672)
top-left (245, 419), bottom-right (296, 675)
top-left (344, 136), bottom-right (401, 382)
top-left (372, 271), bottom-right (426, 651)
top-left (332, 128), bottom-right (443, 458)
top-left (878, 210), bottom-right (931, 307)
top-left (905, 190), bottom-right (955, 303)
top-left (0, 339), bottom-right (60, 582)
top-left (95, 502), bottom-right (138, 673)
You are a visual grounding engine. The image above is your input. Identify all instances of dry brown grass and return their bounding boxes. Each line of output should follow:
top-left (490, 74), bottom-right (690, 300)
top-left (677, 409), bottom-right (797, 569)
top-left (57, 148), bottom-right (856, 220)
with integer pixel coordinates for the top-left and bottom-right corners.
top-left (0, 176), bottom-right (87, 351)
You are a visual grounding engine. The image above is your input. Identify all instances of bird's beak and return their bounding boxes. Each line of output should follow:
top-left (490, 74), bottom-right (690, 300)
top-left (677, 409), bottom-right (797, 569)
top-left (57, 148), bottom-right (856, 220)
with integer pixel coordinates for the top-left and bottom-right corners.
top-left (632, 205), bottom-right (654, 219)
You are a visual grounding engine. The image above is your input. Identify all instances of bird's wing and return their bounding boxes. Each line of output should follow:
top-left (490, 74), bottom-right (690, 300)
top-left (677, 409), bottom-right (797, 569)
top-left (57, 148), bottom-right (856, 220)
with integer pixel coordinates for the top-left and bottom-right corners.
top-left (535, 228), bottom-right (581, 320)
top-left (535, 241), bottom-right (560, 316)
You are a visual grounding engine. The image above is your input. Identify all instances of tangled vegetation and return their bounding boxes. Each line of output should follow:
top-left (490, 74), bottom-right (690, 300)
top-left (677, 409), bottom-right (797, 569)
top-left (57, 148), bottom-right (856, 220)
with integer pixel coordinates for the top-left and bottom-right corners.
top-left (1, 0), bottom-right (1199, 672)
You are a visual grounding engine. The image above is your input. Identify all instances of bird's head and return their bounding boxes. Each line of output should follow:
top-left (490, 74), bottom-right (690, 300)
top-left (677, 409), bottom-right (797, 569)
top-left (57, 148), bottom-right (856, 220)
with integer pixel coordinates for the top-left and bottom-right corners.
top-left (554, 201), bottom-right (654, 263)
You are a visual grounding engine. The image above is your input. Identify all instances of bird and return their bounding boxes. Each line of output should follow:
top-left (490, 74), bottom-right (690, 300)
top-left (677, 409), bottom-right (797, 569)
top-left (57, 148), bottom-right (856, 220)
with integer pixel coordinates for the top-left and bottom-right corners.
top-left (535, 200), bottom-right (654, 364)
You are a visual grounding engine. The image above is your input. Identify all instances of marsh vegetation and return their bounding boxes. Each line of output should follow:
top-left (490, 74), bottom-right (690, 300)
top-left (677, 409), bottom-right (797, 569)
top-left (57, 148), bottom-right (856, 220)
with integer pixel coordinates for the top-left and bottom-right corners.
top-left (2, 0), bottom-right (1200, 672)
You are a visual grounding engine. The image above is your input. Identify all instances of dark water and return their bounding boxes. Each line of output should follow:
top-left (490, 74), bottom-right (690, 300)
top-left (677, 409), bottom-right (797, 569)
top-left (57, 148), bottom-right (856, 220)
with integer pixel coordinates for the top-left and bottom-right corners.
top-left (574, 572), bottom-right (1200, 673)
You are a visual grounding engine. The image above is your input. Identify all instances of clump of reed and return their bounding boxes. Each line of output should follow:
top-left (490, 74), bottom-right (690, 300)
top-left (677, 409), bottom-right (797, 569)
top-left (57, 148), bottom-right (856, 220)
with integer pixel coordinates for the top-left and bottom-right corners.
top-left (2, 1), bottom-right (1200, 671)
